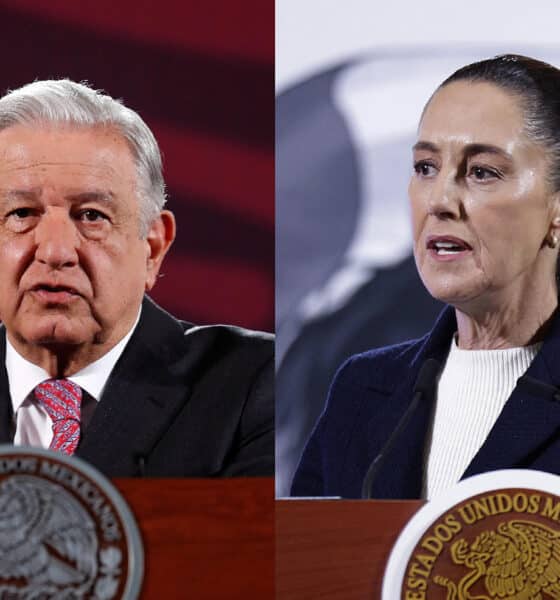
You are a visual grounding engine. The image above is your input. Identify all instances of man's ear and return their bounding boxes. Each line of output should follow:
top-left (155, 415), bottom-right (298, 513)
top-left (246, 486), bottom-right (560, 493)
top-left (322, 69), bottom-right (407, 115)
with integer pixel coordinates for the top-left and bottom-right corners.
top-left (145, 210), bottom-right (176, 291)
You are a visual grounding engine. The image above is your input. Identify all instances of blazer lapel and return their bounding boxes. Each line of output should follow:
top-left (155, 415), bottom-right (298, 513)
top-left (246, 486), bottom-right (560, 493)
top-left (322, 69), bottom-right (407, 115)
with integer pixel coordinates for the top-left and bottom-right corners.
top-left (368, 306), bottom-right (454, 498)
top-left (463, 309), bottom-right (560, 478)
top-left (76, 297), bottom-right (194, 476)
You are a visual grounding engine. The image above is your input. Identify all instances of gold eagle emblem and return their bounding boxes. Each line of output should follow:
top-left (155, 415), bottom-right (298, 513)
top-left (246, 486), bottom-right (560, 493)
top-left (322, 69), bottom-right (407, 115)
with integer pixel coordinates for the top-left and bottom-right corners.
top-left (433, 520), bottom-right (560, 599)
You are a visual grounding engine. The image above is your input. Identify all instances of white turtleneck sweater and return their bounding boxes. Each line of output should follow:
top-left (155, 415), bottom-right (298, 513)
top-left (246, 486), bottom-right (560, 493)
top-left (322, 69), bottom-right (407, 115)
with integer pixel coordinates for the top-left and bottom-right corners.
top-left (423, 336), bottom-right (540, 500)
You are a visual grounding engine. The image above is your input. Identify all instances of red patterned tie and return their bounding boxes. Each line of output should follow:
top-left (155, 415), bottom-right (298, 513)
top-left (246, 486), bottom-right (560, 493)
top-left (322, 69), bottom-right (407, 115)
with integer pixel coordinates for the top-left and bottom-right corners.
top-left (34, 379), bottom-right (82, 455)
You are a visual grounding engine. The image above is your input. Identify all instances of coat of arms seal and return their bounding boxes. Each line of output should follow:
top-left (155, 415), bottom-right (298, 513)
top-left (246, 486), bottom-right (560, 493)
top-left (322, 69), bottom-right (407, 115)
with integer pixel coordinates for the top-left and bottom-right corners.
top-left (382, 470), bottom-right (560, 600)
top-left (0, 446), bottom-right (143, 599)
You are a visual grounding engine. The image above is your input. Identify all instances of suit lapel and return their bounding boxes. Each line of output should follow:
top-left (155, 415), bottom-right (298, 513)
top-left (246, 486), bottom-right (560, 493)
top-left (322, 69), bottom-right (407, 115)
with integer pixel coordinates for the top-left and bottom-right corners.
top-left (463, 309), bottom-right (560, 478)
top-left (76, 297), bottom-right (194, 476)
top-left (0, 329), bottom-right (13, 444)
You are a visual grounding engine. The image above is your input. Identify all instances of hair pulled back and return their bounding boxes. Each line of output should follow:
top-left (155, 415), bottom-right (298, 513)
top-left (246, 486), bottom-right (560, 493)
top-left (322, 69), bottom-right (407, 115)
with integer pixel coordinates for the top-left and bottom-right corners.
top-left (438, 54), bottom-right (560, 191)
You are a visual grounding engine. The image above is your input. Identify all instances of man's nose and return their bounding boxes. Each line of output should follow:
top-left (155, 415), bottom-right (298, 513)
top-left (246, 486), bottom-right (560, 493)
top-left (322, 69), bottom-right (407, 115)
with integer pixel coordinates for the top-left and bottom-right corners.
top-left (34, 208), bottom-right (79, 268)
top-left (428, 171), bottom-right (463, 220)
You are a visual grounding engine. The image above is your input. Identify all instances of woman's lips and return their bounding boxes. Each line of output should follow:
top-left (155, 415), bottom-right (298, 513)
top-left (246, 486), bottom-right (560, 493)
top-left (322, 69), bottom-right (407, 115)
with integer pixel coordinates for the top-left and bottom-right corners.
top-left (426, 235), bottom-right (473, 262)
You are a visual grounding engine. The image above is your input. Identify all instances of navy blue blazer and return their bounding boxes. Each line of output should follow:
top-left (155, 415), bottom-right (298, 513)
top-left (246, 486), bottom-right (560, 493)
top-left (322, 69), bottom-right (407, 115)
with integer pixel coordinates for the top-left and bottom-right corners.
top-left (291, 306), bottom-right (560, 499)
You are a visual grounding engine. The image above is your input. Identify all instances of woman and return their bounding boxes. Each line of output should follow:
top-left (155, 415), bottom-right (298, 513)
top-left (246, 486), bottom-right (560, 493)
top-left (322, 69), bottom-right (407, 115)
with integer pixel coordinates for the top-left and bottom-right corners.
top-left (291, 54), bottom-right (560, 499)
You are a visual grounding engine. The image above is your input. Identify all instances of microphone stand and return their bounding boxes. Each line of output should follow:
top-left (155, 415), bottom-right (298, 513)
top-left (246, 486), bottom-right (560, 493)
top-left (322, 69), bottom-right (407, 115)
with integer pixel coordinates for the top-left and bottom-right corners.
top-left (361, 358), bottom-right (441, 499)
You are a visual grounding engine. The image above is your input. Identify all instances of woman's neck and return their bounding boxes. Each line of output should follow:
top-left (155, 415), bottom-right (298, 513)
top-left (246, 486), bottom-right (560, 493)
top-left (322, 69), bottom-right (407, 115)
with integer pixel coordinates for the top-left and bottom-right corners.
top-left (454, 285), bottom-right (558, 350)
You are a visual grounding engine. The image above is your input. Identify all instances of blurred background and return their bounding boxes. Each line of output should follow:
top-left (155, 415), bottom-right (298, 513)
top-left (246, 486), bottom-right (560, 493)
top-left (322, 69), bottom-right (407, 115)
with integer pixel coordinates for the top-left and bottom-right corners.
top-left (276, 0), bottom-right (560, 495)
top-left (0, 0), bottom-right (274, 332)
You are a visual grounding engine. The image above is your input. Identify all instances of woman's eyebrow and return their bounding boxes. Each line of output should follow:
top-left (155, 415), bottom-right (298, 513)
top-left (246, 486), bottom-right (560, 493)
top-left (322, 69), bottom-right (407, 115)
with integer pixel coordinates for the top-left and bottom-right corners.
top-left (412, 141), bottom-right (514, 163)
top-left (463, 143), bottom-right (513, 161)
top-left (412, 141), bottom-right (439, 154)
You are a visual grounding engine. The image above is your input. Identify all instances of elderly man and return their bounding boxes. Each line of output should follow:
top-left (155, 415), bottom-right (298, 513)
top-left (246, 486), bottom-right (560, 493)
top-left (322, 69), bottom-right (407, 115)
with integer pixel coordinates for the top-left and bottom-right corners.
top-left (0, 79), bottom-right (273, 477)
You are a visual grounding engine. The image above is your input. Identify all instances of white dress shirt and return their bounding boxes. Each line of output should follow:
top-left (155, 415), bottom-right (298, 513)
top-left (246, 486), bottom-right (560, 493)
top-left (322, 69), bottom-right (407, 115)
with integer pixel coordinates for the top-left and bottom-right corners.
top-left (7, 308), bottom-right (141, 448)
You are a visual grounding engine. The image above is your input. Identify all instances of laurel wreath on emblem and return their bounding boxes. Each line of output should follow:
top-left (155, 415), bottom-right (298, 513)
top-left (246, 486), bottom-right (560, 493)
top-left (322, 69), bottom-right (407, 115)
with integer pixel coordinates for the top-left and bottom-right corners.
top-left (433, 519), bottom-right (560, 600)
top-left (0, 475), bottom-right (122, 599)
top-left (94, 547), bottom-right (122, 600)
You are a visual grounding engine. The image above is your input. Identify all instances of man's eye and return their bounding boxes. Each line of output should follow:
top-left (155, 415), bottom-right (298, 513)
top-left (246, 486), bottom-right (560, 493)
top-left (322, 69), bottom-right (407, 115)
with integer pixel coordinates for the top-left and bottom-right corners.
top-left (3, 207), bottom-right (39, 232)
top-left (79, 209), bottom-right (108, 222)
top-left (8, 208), bottom-right (33, 219)
top-left (413, 161), bottom-right (437, 177)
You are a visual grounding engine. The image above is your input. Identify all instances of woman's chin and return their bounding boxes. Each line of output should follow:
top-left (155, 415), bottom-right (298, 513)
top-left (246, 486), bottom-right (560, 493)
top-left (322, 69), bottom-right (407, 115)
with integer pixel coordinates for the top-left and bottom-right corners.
top-left (422, 278), bottom-right (486, 309)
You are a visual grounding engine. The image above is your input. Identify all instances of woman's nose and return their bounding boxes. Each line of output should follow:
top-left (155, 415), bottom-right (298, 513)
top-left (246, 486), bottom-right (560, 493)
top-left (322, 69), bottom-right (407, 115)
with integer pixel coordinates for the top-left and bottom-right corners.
top-left (428, 172), bottom-right (463, 220)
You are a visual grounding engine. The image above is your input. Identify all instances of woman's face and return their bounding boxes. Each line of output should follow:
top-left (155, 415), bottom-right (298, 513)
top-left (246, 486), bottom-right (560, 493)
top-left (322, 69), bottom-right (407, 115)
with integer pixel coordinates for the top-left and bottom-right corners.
top-left (409, 80), bottom-right (560, 311)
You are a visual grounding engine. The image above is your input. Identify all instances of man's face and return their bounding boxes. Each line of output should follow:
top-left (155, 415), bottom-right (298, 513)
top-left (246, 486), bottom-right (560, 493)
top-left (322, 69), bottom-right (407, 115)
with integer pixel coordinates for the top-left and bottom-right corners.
top-left (0, 124), bottom-right (173, 371)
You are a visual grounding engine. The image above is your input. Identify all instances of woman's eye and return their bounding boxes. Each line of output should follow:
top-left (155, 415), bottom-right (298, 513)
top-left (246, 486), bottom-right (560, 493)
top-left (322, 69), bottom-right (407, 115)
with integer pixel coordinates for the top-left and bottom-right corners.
top-left (469, 165), bottom-right (500, 181)
top-left (414, 161), bottom-right (437, 177)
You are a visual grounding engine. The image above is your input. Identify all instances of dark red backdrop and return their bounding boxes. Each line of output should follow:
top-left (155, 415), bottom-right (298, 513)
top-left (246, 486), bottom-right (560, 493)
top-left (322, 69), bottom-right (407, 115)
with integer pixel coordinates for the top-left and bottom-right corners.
top-left (0, 0), bottom-right (273, 331)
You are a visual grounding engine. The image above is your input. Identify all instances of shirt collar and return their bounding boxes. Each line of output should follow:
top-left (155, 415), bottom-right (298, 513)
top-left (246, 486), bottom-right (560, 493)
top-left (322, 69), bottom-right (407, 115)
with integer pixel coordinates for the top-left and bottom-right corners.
top-left (6, 307), bottom-right (142, 412)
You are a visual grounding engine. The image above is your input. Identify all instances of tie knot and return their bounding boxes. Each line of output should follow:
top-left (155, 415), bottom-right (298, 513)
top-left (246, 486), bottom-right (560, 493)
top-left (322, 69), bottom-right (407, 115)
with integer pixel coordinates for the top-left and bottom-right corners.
top-left (34, 379), bottom-right (82, 422)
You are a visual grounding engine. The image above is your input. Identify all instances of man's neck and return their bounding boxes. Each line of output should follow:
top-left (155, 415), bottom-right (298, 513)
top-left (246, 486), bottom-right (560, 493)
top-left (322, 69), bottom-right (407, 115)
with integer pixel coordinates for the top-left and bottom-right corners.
top-left (7, 307), bottom-right (143, 377)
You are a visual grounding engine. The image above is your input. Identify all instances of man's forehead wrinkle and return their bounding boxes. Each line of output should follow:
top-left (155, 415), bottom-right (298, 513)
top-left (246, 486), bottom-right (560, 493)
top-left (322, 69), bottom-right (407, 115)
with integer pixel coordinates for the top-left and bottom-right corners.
top-left (66, 191), bottom-right (117, 204)
top-left (0, 188), bottom-right (118, 206)
top-left (0, 188), bottom-right (41, 200)
top-left (0, 162), bottom-right (130, 197)
top-left (0, 160), bottom-right (120, 174)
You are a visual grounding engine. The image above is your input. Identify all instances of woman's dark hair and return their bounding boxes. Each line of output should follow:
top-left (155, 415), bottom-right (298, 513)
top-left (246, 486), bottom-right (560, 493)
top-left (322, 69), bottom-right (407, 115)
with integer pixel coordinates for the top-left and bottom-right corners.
top-left (437, 54), bottom-right (560, 191)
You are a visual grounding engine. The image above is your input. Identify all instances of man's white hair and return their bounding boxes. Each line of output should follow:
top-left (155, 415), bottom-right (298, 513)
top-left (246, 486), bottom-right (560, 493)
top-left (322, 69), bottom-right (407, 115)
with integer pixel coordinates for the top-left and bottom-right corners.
top-left (0, 79), bottom-right (166, 236)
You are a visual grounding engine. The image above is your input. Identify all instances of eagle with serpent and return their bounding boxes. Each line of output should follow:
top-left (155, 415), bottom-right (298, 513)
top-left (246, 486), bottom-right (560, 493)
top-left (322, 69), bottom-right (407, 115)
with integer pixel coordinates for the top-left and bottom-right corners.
top-left (433, 520), bottom-right (560, 600)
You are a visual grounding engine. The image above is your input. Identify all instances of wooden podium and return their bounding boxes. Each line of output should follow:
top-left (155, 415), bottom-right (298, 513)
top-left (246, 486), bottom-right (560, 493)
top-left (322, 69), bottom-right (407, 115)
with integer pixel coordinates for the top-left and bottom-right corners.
top-left (114, 478), bottom-right (274, 599)
top-left (277, 499), bottom-right (423, 599)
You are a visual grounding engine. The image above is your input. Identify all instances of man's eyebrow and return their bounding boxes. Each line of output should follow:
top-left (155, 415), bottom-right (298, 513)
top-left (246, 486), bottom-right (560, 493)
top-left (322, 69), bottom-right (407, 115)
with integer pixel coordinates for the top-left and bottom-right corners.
top-left (65, 191), bottom-right (116, 204)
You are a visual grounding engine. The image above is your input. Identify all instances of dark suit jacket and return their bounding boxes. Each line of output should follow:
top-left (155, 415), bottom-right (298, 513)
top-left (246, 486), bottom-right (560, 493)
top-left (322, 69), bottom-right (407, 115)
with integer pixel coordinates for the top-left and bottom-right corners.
top-left (0, 296), bottom-right (274, 477)
top-left (292, 305), bottom-right (560, 499)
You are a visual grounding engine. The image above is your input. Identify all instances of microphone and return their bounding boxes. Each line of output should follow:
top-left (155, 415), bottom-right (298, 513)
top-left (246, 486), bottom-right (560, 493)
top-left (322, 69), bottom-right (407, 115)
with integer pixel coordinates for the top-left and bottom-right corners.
top-left (360, 358), bottom-right (441, 499)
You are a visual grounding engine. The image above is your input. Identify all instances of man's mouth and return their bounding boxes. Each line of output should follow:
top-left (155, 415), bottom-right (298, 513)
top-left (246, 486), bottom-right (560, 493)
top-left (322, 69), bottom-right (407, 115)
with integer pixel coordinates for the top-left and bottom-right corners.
top-left (30, 284), bottom-right (80, 302)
